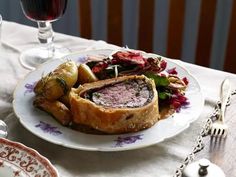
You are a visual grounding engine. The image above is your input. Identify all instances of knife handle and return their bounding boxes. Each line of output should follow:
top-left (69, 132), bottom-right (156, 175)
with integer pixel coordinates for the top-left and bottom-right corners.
top-left (220, 79), bottom-right (231, 122)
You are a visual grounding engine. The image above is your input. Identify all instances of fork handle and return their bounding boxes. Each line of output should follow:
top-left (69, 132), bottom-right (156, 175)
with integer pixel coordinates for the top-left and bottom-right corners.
top-left (220, 79), bottom-right (231, 122)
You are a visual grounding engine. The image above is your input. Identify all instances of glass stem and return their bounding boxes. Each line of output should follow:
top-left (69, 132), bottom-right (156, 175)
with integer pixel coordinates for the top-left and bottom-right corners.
top-left (37, 21), bottom-right (55, 57)
top-left (0, 15), bottom-right (2, 46)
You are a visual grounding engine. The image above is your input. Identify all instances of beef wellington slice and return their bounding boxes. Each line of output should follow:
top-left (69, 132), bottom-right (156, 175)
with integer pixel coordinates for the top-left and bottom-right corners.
top-left (70, 75), bottom-right (160, 134)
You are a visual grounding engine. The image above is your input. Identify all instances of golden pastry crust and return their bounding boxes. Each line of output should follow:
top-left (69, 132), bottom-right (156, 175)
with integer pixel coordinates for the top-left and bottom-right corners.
top-left (70, 75), bottom-right (160, 134)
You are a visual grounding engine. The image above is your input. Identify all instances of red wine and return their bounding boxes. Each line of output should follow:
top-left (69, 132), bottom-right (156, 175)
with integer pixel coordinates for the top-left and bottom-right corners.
top-left (20, 0), bottom-right (68, 21)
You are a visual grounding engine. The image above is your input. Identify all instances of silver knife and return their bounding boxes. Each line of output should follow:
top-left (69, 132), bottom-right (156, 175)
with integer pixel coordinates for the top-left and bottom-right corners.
top-left (219, 78), bottom-right (231, 122)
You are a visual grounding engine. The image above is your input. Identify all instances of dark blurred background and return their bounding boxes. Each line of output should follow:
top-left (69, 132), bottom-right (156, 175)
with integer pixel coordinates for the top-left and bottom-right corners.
top-left (0, 0), bottom-right (235, 73)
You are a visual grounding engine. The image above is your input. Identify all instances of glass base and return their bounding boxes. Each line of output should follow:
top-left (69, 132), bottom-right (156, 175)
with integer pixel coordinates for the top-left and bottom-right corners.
top-left (19, 45), bottom-right (70, 70)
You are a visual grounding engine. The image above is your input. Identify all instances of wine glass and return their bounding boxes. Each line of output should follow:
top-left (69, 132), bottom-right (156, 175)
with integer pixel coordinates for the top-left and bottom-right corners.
top-left (19, 0), bottom-right (70, 70)
top-left (0, 120), bottom-right (7, 138)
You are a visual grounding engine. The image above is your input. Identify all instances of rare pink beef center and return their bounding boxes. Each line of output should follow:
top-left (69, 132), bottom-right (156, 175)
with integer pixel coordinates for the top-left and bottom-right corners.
top-left (85, 79), bottom-right (153, 108)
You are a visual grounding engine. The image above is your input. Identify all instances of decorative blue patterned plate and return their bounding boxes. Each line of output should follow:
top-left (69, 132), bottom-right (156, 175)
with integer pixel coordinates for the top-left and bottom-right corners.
top-left (13, 49), bottom-right (204, 151)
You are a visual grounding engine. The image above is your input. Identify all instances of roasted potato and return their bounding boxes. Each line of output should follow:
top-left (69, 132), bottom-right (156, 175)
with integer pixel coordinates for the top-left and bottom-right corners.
top-left (33, 96), bottom-right (72, 126)
top-left (34, 61), bottom-right (78, 100)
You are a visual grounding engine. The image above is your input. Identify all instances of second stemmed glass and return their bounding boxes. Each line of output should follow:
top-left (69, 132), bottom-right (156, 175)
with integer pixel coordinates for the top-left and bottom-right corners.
top-left (0, 14), bottom-right (2, 45)
top-left (19, 0), bottom-right (70, 70)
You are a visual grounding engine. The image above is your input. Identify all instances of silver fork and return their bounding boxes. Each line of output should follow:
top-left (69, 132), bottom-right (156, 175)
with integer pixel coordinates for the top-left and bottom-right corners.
top-left (210, 79), bottom-right (231, 138)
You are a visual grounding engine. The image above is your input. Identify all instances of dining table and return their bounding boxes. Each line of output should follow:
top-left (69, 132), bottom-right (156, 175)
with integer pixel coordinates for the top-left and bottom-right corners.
top-left (0, 20), bottom-right (236, 177)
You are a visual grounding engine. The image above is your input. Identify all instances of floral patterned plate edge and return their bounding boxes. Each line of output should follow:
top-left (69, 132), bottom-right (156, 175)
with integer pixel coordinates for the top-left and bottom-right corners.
top-left (13, 49), bottom-right (204, 151)
top-left (0, 138), bottom-right (59, 177)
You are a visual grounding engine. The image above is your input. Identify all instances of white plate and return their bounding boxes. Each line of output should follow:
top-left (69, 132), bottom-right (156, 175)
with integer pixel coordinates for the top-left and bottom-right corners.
top-left (13, 49), bottom-right (204, 151)
top-left (0, 138), bottom-right (59, 177)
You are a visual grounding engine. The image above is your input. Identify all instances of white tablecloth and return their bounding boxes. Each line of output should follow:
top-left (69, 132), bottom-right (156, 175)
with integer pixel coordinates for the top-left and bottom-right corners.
top-left (1, 21), bottom-right (236, 177)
